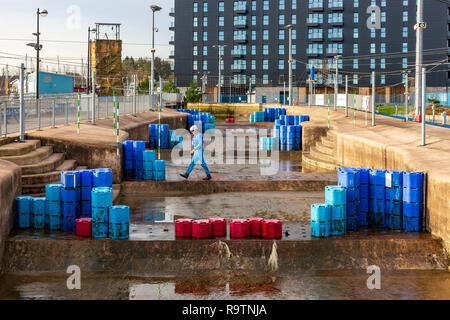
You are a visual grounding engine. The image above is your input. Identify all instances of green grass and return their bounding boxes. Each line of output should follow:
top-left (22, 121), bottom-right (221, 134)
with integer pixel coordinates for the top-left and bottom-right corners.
top-left (375, 105), bottom-right (407, 115)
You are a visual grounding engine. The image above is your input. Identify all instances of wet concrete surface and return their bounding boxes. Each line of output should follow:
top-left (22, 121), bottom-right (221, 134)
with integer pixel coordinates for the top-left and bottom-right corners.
top-left (1, 270), bottom-right (450, 300)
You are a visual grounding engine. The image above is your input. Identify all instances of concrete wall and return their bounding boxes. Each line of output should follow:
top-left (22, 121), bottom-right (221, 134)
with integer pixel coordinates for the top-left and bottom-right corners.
top-left (0, 160), bottom-right (21, 272)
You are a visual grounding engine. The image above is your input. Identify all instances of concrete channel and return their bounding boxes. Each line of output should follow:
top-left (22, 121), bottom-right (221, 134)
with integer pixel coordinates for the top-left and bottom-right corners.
top-left (0, 106), bottom-right (449, 300)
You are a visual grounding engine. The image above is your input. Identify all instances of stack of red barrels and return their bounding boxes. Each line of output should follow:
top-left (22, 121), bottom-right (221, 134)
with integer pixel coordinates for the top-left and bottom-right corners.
top-left (225, 118), bottom-right (235, 123)
top-left (174, 217), bottom-right (282, 239)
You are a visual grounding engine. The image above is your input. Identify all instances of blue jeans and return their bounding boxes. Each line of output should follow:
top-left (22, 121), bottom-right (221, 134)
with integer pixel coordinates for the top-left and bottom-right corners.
top-left (186, 150), bottom-right (210, 176)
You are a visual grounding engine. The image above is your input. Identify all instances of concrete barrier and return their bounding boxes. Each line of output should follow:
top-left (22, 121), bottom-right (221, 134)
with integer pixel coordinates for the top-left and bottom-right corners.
top-left (0, 160), bottom-right (21, 272)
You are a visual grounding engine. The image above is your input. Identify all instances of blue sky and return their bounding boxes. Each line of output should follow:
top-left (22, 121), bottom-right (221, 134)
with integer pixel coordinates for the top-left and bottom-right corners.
top-left (0, 0), bottom-right (173, 74)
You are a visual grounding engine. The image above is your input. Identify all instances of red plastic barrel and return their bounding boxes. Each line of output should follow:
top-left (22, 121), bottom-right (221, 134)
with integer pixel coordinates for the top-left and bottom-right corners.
top-left (192, 219), bottom-right (212, 239)
top-left (262, 219), bottom-right (282, 239)
top-left (76, 218), bottom-right (92, 237)
top-left (145, 141), bottom-right (149, 149)
top-left (248, 217), bottom-right (264, 237)
top-left (209, 217), bottom-right (227, 237)
top-left (230, 219), bottom-right (250, 238)
top-left (175, 218), bottom-right (193, 238)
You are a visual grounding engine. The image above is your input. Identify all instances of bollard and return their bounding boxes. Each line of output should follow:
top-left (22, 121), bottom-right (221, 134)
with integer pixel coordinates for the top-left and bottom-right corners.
top-left (116, 92), bottom-right (120, 156)
top-left (395, 105), bottom-right (398, 116)
top-left (432, 104), bottom-right (435, 123)
top-left (443, 112), bottom-right (447, 125)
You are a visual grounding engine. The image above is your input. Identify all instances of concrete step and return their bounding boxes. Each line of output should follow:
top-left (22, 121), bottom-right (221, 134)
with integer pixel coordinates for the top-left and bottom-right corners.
top-left (0, 140), bottom-right (41, 157)
top-left (302, 152), bottom-right (338, 171)
top-left (75, 166), bottom-right (88, 170)
top-left (0, 146), bottom-right (53, 166)
top-left (315, 142), bottom-right (335, 156)
top-left (22, 182), bottom-right (59, 195)
top-left (21, 153), bottom-right (65, 175)
top-left (21, 160), bottom-right (77, 186)
top-left (310, 146), bottom-right (336, 164)
top-left (321, 136), bottom-right (335, 148)
top-left (327, 130), bottom-right (337, 141)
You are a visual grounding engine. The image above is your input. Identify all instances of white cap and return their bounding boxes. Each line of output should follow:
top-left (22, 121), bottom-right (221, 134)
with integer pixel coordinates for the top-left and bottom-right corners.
top-left (190, 125), bottom-right (199, 132)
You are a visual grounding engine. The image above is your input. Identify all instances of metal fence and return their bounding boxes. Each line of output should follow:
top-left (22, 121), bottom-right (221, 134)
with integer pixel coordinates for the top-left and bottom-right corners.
top-left (0, 93), bottom-right (162, 137)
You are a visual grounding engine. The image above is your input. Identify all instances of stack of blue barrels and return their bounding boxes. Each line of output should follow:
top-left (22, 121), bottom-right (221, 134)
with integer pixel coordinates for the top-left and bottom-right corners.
top-left (109, 205), bottom-right (130, 239)
top-left (311, 203), bottom-right (332, 237)
top-left (123, 141), bottom-right (134, 180)
top-left (149, 124), bottom-right (170, 149)
top-left (91, 187), bottom-right (113, 238)
top-left (338, 167), bottom-right (360, 231)
top-left (31, 197), bottom-right (46, 229)
top-left (61, 171), bottom-right (80, 231)
top-left (133, 141), bottom-right (145, 180)
top-left (264, 108), bottom-right (286, 122)
top-left (93, 168), bottom-right (113, 188)
top-left (369, 169), bottom-right (386, 228)
top-left (278, 115), bottom-right (309, 126)
top-left (169, 131), bottom-right (183, 148)
top-left (275, 125), bottom-right (302, 151)
top-left (250, 111), bottom-right (265, 123)
top-left (385, 170), bottom-right (403, 230)
top-left (177, 109), bottom-right (199, 115)
top-left (45, 184), bottom-right (61, 230)
top-left (325, 186), bottom-right (347, 236)
top-left (154, 160), bottom-right (166, 181)
top-left (259, 137), bottom-right (277, 151)
top-left (358, 168), bottom-right (370, 227)
top-left (403, 172), bottom-right (424, 232)
top-left (143, 150), bottom-right (155, 180)
top-left (15, 196), bottom-right (32, 228)
top-left (80, 169), bottom-right (93, 218)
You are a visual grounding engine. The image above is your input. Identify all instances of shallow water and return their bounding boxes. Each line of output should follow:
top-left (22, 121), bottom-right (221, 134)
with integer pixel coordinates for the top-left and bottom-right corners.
top-left (1, 270), bottom-right (450, 300)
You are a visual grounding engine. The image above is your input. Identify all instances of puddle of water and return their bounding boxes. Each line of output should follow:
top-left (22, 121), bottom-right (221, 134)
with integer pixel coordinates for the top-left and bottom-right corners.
top-left (117, 191), bottom-right (323, 223)
top-left (1, 270), bottom-right (450, 300)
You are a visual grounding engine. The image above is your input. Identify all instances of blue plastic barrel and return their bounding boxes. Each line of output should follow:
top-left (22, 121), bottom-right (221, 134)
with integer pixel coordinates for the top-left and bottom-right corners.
top-left (61, 188), bottom-right (77, 203)
top-left (370, 185), bottom-right (386, 200)
top-left (331, 220), bottom-right (346, 236)
top-left (369, 169), bottom-right (386, 186)
top-left (154, 160), bottom-right (166, 172)
top-left (387, 213), bottom-right (402, 230)
top-left (386, 170), bottom-right (403, 187)
top-left (133, 140), bottom-right (146, 151)
top-left (403, 188), bottom-right (423, 203)
top-left (331, 204), bottom-right (346, 221)
top-left (92, 206), bottom-right (109, 238)
top-left (91, 187), bottom-right (113, 208)
top-left (403, 216), bottom-right (421, 232)
top-left (61, 171), bottom-right (80, 189)
top-left (311, 221), bottom-right (331, 238)
top-left (386, 187), bottom-right (402, 201)
top-left (61, 216), bottom-right (76, 232)
top-left (45, 184), bottom-right (62, 202)
top-left (386, 200), bottom-right (402, 216)
top-left (93, 168), bottom-right (113, 188)
top-left (311, 203), bottom-right (332, 223)
top-left (325, 186), bottom-right (347, 206)
top-left (80, 169), bottom-right (93, 187)
top-left (338, 167), bottom-right (361, 187)
top-left (402, 171), bottom-right (424, 189)
top-left (109, 205), bottom-right (130, 239)
top-left (403, 202), bottom-right (422, 218)
top-left (81, 201), bottom-right (91, 218)
top-left (346, 215), bottom-right (360, 231)
top-left (31, 197), bottom-right (46, 229)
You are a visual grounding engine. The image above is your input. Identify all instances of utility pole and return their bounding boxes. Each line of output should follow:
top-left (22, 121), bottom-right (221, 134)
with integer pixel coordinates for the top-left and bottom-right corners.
top-left (213, 45), bottom-right (227, 103)
top-left (19, 64), bottom-right (25, 142)
top-left (421, 67), bottom-right (426, 146)
top-left (284, 24), bottom-right (294, 107)
top-left (334, 55), bottom-right (342, 111)
top-left (414, 0), bottom-right (426, 116)
top-left (372, 71), bottom-right (376, 127)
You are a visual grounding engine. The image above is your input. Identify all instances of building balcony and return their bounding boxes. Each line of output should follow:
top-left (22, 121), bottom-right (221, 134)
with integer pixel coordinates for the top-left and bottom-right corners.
top-left (234, 22), bottom-right (247, 29)
top-left (169, 8), bottom-right (175, 17)
top-left (234, 38), bottom-right (247, 44)
top-left (169, 37), bottom-right (175, 45)
top-left (308, 6), bottom-right (323, 12)
top-left (329, 21), bottom-right (344, 26)
top-left (309, 36), bottom-right (323, 42)
top-left (329, 5), bottom-right (344, 11)
top-left (232, 68), bottom-right (245, 73)
top-left (306, 52), bottom-right (320, 57)
top-left (306, 21), bottom-right (320, 27)
top-left (231, 50), bottom-right (246, 57)
top-left (234, 5), bottom-right (247, 14)
top-left (169, 22), bottom-right (175, 31)
top-left (329, 36), bottom-right (344, 41)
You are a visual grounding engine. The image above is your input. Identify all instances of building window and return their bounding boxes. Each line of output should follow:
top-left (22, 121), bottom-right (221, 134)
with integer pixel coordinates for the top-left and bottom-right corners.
top-left (203, 60), bottom-right (208, 71)
top-left (403, 12), bottom-right (408, 22)
top-left (263, 75), bottom-right (269, 85)
top-left (353, 74), bottom-right (358, 84)
top-left (279, 30), bottom-right (285, 40)
top-left (218, 31), bottom-right (224, 41)
top-left (308, 13), bottom-right (323, 24)
top-left (380, 27), bottom-right (386, 38)
top-left (328, 28), bottom-right (343, 39)
top-left (203, 46), bottom-right (207, 56)
top-left (402, 43), bottom-right (408, 53)
top-left (263, 30), bottom-right (269, 40)
top-left (308, 0), bottom-right (323, 9)
top-left (279, 45), bottom-right (285, 55)
top-left (353, 28), bottom-right (359, 38)
top-left (371, 28), bottom-right (376, 38)
top-left (252, 16), bottom-right (256, 26)
top-left (370, 43), bottom-right (376, 54)
top-left (353, 13), bottom-right (359, 23)
top-left (380, 59), bottom-right (386, 69)
top-left (280, 0), bottom-right (285, 10)
top-left (263, 60), bottom-right (269, 70)
top-left (203, 2), bottom-right (208, 13)
top-left (292, 14), bottom-right (297, 25)
top-left (251, 45), bottom-right (256, 55)
top-left (279, 15), bottom-right (285, 25)
top-left (380, 75), bottom-right (385, 85)
top-left (279, 60), bottom-right (285, 70)
top-left (380, 43), bottom-right (386, 53)
top-left (381, 12), bottom-right (386, 23)
top-left (252, 1), bottom-right (256, 11)
top-left (193, 60), bottom-right (198, 71)
top-left (193, 2), bottom-right (198, 13)
top-left (203, 17), bottom-right (208, 27)
top-left (402, 58), bottom-right (408, 69)
top-left (308, 28), bottom-right (323, 40)
top-left (263, 15), bottom-right (269, 25)
top-left (219, 1), bottom-right (224, 12)
top-left (193, 17), bottom-right (198, 27)
top-left (203, 31), bottom-right (208, 41)
top-left (263, 45), bottom-right (269, 55)
top-left (370, 59), bottom-right (375, 69)
top-left (354, 0), bottom-right (358, 8)
top-left (252, 30), bottom-right (256, 41)
top-left (292, 29), bottom-right (297, 40)
top-left (353, 59), bottom-right (358, 69)
top-left (328, 13), bottom-right (343, 24)
top-left (292, 0), bottom-right (297, 10)
top-left (218, 17), bottom-right (224, 27)
top-left (263, 0), bottom-right (269, 10)
top-left (402, 27), bottom-right (408, 37)
top-left (292, 44), bottom-right (296, 55)
top-left (193, 46), bottom-right (198, 56)
top-left (193, 31), bottom-right (198, 41)
top-left (353, 43), bottom-right (358, 54)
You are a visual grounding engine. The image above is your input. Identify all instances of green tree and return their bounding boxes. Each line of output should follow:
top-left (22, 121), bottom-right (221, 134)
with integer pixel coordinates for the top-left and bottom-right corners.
top-left (163, 80), bottom-right (180, 94)
top-left (137, 77), bottom-right (150, 94)
top-left (185, 80), bottom-right (202, 103)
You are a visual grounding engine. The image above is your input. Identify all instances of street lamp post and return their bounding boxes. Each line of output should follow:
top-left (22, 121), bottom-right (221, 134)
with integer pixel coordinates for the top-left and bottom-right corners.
top-left (284, 24), bottom-right (293, 106)
top-left (213, 45), bottom-right (227, 103)
top-left (28, 8), bottom-right (47, 130)
top-left (150, 5), bottom-right (162, 98)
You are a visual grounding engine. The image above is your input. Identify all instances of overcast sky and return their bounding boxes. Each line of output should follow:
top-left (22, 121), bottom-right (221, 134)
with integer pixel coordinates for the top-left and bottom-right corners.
top-left (0, 0), bottom-right (173, 74)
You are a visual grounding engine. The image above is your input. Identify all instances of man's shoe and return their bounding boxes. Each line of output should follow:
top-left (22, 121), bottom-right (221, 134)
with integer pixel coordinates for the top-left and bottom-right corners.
top-left (180, 173), bottom-right (189, 179)
top-left (202, 174), bottom-right (212, 181)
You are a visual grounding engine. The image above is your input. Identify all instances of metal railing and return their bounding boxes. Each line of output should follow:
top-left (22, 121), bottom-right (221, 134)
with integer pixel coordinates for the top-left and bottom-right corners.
top-left (0, 93), bottom-right (163, 137)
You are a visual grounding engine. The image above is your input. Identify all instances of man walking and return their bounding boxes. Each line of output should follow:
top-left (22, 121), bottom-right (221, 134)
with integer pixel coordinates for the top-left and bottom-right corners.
top-left (180, 125), bottom-right (212, 180)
